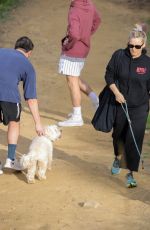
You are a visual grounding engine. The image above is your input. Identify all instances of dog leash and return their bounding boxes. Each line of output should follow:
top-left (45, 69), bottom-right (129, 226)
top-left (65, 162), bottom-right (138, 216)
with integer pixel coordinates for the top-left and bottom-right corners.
top-left (121, 102), bottom-right (144, 169)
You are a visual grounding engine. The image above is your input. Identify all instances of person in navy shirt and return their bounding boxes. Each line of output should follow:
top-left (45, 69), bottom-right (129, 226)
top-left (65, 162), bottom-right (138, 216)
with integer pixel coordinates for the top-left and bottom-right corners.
top-left (0, 36), bottom-right (44, 172)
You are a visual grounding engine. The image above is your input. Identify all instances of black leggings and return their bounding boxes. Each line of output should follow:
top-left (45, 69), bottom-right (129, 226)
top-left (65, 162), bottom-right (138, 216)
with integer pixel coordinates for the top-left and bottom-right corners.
top-left (112, 103), bottom-right (149, 172)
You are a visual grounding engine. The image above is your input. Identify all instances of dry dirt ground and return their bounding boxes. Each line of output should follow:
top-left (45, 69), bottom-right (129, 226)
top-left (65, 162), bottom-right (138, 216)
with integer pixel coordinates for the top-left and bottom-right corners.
top-left (0, 0), bottom-right (150, 229)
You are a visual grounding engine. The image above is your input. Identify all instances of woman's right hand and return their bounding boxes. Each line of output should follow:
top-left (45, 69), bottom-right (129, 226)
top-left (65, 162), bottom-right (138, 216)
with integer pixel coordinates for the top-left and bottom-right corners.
top-left (115, 92), bottom-right (126, 104)
top-left (109, 83), bottom-right (126, 104)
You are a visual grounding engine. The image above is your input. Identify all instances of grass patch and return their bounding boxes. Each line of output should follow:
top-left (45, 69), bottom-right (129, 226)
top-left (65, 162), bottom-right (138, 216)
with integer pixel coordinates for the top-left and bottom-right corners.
top-left (143, 152), bottom-right (150, 159)
top-left (146, 19), bottom-right (150, 130)
top-left (148, 31), bottom-right (150, 45)
top-left (147, 114), bottom-right (150, 129)
top-left (0, 0), bottom-right (23, 20)
top-left (147, 19), bottom-right (150, 45)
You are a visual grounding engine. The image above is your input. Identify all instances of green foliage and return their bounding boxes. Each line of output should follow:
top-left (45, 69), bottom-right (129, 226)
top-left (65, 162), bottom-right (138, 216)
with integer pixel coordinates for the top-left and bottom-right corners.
top-left (148, 31), bottom-right (150, 45)
top-left (0, 0), bottom-right (23, 19)
top-left (147, 114), bottom-right (150, 129)
top-left (147, 19), bottom-right (150, 45)
top-left (147, 32), bottom-right (150, 44)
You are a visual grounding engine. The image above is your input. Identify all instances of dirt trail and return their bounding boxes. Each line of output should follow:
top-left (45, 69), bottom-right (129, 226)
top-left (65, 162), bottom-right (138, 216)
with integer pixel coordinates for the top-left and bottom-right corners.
top-left (0, 0), bottom-right (150, 229)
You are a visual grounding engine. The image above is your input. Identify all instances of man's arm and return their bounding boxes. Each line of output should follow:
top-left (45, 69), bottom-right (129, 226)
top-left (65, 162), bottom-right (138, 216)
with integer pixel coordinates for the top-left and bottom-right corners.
top-left (62, 15), bottom-right (80, 50)
top-left (27, 99), bottom-right (44, 136)
top-left (22, 62), bottom-right (44, 136)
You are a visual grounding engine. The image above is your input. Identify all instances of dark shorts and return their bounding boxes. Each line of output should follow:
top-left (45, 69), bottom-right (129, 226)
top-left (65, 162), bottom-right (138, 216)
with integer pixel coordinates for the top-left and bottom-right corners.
top-left (0, 101), bottom-right (22, 126)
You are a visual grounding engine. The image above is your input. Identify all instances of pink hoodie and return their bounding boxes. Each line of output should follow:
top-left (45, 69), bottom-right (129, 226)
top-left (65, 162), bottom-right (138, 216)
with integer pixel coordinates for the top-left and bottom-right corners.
top-left (61, 0), bottom-right (101, 58)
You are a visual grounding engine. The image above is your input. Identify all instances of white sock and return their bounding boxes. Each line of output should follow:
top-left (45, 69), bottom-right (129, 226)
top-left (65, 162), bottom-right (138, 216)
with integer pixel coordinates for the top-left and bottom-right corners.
top-left (88, 91), bottom-right (99, 104)
top-left (72, 107), bottom-right (82, 116)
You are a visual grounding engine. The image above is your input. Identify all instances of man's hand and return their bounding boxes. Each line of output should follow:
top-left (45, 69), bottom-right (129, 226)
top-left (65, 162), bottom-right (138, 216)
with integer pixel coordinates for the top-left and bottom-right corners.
top-left (27, 99), bottom-right (45, 136)
top-left (35, 123), bottom-right (45, 136)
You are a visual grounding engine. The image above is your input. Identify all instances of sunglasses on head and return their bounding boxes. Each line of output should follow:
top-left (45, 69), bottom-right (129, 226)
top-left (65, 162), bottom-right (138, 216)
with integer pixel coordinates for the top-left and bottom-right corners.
top-left (128, 43), bottom-right (144, 49)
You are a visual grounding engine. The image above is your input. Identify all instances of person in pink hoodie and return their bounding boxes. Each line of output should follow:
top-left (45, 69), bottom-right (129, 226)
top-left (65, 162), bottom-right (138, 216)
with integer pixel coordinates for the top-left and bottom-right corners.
top-left (58, 0), bottom-right (101, 127)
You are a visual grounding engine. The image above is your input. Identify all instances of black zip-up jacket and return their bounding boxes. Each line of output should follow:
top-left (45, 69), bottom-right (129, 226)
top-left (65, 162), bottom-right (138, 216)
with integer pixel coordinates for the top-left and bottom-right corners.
top-left (105, 48), bottom-right (150, 108)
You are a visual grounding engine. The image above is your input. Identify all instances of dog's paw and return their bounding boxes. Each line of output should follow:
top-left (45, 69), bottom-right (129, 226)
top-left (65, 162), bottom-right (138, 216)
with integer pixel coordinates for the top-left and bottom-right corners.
top-left (38, 175), bottom-right (46, 180)
top-left (27, 179), bottom-right (35, 184)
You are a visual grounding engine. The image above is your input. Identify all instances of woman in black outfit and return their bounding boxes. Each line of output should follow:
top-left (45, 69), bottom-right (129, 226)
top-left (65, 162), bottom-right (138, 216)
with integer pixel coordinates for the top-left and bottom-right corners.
top-left (105, 24), bottom-right (150, 188)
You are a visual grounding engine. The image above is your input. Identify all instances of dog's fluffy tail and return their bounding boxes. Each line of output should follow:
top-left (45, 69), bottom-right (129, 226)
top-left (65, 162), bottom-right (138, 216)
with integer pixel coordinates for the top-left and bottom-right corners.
top-left (20, 151), bottom-right (36, 170)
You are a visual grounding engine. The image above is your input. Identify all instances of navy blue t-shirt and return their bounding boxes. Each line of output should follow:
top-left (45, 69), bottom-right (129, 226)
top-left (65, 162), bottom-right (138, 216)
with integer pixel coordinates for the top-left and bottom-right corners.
top-left (0, 48), bottom-right (37, 103)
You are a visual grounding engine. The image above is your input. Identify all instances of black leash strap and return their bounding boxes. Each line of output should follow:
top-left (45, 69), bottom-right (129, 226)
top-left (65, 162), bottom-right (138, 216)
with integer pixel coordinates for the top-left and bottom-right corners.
top-left (121, 102), bottom-right (144, 169)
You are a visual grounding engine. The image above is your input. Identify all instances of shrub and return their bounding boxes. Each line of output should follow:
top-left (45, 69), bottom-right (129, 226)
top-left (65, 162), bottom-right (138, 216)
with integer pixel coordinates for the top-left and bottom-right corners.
top-left (0, 0), bottom-right (23, 19)
top-left (147, 114), bottom-right (150, 129)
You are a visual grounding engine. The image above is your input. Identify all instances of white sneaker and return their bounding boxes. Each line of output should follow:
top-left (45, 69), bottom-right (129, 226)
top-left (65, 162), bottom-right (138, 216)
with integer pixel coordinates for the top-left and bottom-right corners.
top-left (68, 113), bottom-right (73, 117)
top-left (58, 115), bottom-right (84, 127)
top-left (4, 158), bottom-right (22, 171)
top-left (0, 162), bottom-right (3, 175)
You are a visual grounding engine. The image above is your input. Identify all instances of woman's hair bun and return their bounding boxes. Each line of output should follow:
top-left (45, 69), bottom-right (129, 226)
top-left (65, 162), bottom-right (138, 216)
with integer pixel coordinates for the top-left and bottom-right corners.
top-left (134, 23), bottom-right (147, 33)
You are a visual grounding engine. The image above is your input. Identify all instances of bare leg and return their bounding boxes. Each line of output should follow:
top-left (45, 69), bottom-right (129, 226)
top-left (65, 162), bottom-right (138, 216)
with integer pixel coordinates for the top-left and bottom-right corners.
top-left (7, 121), bottom-right (20, 144)
top-left (78, 78), bottom-right (92, 96)
top-left (58, 76), bottom-right (83, 127)
top-left (66, 76), bottom-right (81, 107)
top-left (79, 78), bottom-right (99, 110)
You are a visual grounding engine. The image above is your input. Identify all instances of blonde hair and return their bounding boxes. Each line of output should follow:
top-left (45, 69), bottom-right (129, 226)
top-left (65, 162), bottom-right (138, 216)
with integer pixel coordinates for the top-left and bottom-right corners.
top-left (128, 23), bottom-right (147, 44)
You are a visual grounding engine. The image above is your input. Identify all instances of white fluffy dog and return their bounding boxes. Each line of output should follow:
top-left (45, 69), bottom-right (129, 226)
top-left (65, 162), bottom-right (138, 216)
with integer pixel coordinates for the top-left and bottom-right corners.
top-left (20, 125), bottom-right (61, 183)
